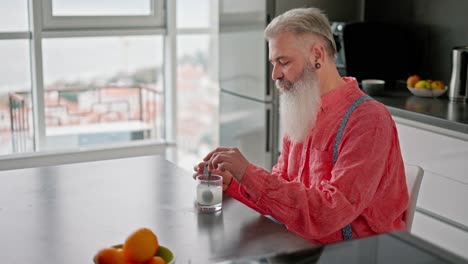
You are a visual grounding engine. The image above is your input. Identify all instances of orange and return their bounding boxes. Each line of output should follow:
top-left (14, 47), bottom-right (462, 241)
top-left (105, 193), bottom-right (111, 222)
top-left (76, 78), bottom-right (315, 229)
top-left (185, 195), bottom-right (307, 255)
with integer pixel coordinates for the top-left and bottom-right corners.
top-left (147, 256), bottom-right (166, 264)
top-left (123, 228), bottom-right (159, 262)
top-left (94, 247), bottom-right (125, 264)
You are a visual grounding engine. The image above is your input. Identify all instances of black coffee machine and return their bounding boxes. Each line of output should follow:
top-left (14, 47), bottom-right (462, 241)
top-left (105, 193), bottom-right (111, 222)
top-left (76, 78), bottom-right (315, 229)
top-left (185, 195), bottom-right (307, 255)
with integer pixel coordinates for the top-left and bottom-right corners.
top-left (339, 22), bottom-right (420, 90)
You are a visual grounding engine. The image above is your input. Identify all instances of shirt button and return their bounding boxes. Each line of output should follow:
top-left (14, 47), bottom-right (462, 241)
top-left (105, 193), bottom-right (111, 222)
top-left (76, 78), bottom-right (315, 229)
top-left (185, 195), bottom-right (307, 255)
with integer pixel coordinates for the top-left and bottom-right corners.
top-left (350, 199), bottom-right (356, 205)
top-left (245, 193), bottom-right (250, 198)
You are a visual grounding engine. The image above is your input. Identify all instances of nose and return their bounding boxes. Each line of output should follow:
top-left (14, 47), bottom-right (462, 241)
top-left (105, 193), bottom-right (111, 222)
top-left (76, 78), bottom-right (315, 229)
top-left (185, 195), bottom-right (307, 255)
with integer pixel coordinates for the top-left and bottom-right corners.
top-left (271, 64), bottom-right (283, 81)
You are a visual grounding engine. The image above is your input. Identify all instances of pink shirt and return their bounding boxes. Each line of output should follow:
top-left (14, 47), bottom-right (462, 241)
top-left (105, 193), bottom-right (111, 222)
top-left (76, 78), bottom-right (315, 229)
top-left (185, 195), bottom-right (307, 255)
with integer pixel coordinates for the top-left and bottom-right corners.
top-left (226, 77), bottom-right (409, 244)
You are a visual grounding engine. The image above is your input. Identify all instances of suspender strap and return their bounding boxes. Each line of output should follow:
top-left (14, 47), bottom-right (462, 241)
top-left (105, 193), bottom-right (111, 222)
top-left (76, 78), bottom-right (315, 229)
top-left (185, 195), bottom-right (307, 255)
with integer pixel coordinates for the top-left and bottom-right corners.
top-left (333, 95), bottom-right (373, 240)
top-left (333, 95), bottom-right (373, 165)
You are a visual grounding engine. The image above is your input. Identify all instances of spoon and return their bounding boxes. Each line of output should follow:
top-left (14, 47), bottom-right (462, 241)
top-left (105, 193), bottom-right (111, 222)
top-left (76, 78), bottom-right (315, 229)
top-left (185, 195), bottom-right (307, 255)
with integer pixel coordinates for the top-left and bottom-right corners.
top-left (202, 163), bottom-right (214, 203)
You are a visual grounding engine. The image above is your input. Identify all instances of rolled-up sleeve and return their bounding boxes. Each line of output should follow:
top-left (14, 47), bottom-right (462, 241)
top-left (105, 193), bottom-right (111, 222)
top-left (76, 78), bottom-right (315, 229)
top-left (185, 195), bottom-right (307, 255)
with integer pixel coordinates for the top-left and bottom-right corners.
top-left (225, 136), bottom-right (291, 216)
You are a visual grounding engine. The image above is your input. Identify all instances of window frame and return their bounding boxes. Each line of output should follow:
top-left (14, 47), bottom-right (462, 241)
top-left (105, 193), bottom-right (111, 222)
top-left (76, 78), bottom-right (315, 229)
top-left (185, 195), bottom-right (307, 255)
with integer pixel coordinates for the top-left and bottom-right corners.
top-left (0, 32), bottom-right (30, 40)
top-left (29, 0), bottom-right (170, 153)
top-left (41, 0), bottom-right (165, 30)
top-left (0, 0), bottom-right (217, 162)
top-left (170, 0), bottom-right (219, 164)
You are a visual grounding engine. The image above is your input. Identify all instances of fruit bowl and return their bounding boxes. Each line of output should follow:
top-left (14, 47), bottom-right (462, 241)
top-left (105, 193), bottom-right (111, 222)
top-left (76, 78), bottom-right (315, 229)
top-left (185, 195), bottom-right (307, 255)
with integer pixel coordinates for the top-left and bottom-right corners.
top-left (112, 244), bottom-right (175, 264)
top-left (407, 86), bottom-right (448, 98)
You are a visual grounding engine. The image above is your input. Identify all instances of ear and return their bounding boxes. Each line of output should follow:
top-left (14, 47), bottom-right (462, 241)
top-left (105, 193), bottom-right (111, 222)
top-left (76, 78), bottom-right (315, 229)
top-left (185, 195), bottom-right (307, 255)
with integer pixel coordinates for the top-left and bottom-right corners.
top-left (308, 42), bottom-right (325, 65)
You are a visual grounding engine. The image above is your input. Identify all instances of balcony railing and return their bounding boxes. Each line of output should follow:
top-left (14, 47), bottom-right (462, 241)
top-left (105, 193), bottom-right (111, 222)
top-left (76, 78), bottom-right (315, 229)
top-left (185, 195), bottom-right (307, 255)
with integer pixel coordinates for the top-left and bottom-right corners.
top-left (8, 85), bottom-right (163, 153)
top-left (9, 92), bottom-right (33, 153)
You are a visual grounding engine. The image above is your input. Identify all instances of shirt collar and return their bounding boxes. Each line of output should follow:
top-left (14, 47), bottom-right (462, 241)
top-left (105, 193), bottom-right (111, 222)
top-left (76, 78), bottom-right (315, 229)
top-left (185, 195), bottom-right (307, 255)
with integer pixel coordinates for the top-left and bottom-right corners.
top-left (320, 77), bottom-right (359, 111)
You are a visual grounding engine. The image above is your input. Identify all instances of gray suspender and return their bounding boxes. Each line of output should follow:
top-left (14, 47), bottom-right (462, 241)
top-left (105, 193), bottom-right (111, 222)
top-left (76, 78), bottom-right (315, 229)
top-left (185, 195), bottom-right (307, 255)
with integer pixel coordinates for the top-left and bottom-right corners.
top-left (333, 95), bottom-right (373, 240)
top-left (266, 95), bottom-right (373, 241)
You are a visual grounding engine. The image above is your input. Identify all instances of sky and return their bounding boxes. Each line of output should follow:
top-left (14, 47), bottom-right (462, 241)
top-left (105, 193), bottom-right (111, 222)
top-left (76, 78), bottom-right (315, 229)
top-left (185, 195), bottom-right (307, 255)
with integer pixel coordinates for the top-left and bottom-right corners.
top-left (0, 0), bottom-right (213, 90)
top-left (52, 0), bottom-right (152, 16)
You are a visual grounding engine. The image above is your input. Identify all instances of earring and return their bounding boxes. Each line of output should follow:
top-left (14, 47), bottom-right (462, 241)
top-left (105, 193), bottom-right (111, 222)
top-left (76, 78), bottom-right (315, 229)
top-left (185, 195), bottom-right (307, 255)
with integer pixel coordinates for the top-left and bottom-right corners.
top-left (315, 62), bottom-right (321, 69)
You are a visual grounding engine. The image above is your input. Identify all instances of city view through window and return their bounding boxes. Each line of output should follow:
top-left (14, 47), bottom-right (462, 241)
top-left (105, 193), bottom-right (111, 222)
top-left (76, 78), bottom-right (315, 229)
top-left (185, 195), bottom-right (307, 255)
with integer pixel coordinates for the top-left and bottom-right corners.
top-left (0, 0), bottom-right (219, 170)
top-left (40, 36), bottom-right (165, 152)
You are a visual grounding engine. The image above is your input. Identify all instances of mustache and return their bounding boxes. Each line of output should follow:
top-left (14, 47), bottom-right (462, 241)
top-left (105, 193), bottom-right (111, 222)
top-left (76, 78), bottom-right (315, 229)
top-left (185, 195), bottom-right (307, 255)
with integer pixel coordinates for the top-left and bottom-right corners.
top-left (276, 79), bottom-right (293, 90)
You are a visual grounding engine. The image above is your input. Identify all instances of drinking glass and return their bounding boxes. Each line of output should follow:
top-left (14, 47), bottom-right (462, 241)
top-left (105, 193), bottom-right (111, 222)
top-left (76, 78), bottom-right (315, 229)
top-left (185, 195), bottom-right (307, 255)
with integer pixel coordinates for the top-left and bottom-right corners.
top-left (196, 174), bottom-right (223, 213)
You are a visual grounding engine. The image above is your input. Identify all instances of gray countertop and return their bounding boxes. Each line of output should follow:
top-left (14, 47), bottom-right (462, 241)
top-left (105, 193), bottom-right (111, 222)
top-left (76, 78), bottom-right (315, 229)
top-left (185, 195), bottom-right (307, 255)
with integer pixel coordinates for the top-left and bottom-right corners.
top-left (0, 155), bottom-right (315, 264)
top-left (371, 89), bottom-right (468, 134)
top-left (1, 156), bottom-right (466, 263)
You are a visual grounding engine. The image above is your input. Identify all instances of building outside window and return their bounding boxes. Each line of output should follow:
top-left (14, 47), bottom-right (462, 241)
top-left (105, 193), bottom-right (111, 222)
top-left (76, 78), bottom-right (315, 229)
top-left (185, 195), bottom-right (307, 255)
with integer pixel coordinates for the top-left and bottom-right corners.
top-left (0, 0), bottom-right (166, 155)
top-left (0, 0), bottom-right (32, 154)
top-left (0, 0), bottom-right (219, 166)
top-left (41, 35), bottom-right (164, 150)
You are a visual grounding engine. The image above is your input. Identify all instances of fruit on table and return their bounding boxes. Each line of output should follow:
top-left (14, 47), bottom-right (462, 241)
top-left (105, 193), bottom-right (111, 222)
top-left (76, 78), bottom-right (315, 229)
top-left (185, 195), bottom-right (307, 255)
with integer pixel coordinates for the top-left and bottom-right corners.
top-left (431, 80), bottom-right (445, 89)
top-left (147, 256), bottom-right (167, 264)
top-left (414, 80), bottom-right (431, 90)
top-left (406, 74), bottom-right (421, 88)
top-left (123, 228), bottom-right (159, 262)
top-left (407, 74), bottom-right (445, 91)
top-left (94, 227), bottom-right (165, 264)
top-left (94, 247), bottom-right (125, 264)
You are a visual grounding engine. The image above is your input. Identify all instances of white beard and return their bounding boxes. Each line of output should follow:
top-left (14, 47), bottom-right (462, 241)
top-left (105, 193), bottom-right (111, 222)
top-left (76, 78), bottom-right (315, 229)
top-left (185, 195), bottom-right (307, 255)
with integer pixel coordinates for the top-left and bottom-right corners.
top-left (278, 65), bottom-right (321, 143)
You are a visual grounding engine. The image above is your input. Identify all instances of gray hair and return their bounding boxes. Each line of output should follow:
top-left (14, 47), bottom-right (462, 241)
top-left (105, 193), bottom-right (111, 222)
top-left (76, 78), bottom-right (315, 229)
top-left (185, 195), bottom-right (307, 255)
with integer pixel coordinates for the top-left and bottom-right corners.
top-left (264, 7), bottom-right (336, 57)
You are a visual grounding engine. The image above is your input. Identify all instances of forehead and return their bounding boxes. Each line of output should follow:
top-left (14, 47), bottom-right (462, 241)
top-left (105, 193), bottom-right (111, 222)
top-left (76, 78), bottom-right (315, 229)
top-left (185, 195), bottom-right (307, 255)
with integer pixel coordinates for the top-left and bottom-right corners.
top-left (268, 32), bottom-right (303, 60)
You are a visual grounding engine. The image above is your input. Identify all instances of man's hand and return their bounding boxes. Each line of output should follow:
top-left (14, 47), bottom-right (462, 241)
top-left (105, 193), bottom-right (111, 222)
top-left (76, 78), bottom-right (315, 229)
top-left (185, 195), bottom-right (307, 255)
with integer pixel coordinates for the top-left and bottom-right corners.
top-left (193, 165), bottom-right (233, 191)
top-left (203, 147), bottom-right (249, 181)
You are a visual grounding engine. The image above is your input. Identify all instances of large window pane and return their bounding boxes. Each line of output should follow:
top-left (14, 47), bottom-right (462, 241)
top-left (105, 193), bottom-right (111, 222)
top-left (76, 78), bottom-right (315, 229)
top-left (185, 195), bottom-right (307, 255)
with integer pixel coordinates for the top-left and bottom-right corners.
top-left (42, 36), bottom-right (164, 151)
top-left (177, 35), bottom-right (218, 168)
top-left (0, 40), bottom-right (33, 155)
top-left (52, 0), bottom-right (151, 16)
top-left (221, 0), bottom-right (264, 14)
top-left (0, 0), bottom-right (29, 31)
top-left (177, 0), bottom-right (211, 28)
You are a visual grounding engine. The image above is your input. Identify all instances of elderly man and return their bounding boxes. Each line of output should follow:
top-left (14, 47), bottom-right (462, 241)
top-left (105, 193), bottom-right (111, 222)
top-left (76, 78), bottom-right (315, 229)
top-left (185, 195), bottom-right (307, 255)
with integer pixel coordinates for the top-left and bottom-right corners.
top-left (194, 7), bottom-right (409, 244)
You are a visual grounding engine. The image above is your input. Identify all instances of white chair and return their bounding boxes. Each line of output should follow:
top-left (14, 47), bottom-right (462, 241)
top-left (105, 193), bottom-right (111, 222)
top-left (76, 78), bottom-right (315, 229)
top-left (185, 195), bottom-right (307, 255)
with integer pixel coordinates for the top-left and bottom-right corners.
top-left (404, 163), bottom-right (424, 232)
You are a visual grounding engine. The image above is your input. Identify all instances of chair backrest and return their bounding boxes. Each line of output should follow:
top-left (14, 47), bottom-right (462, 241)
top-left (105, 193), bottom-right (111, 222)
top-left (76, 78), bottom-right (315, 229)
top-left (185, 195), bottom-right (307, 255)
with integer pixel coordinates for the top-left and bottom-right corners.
top-left (404, 163), bottom-right (424, 232)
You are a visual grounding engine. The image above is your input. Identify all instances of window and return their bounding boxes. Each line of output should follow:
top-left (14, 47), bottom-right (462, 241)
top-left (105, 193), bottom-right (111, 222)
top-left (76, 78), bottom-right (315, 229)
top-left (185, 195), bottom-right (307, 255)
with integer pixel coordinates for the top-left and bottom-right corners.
top-left (0, 0), bottom-right (167, 156)
top-left (0, 0), bottom-right (29, 32)
top-left (0, 40), bottom-right (33, 154)
top-left (51, 0), bottom-right (152, 16)
top-left (42, 36), bottom-right (164, 151)
top-left (0, 1), bottom-right (220, 164)
top-left (0, 0), bottom-right (33, 155)
top-left (42, 0), bottom-right (165, 30)
top-left (177, 0), bottom-right (211, 29)
top-left (175, 0), bottom-right (219, 168)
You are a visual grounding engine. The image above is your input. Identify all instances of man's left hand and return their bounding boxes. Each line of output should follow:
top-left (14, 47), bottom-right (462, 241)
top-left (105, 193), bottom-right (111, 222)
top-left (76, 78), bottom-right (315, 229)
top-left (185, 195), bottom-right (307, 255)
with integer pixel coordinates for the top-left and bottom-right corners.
top-left (203, 147), bottom-right (249, 181)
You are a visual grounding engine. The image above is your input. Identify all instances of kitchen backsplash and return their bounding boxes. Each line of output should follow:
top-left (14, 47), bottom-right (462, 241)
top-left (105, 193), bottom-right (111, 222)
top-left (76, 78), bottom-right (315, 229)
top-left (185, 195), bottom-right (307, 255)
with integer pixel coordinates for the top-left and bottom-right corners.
top-left (364, 0), bottom-right (468, 85)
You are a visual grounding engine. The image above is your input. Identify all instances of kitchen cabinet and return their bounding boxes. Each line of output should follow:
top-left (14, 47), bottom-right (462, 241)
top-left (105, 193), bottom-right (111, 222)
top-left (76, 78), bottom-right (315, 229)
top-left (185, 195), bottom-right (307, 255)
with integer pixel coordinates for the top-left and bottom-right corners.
top-left (412, 212), bottom-right (468, 260)
top-left (394, 118), bottom-right (468, 260)
top-left (396, 121), bottom-right (468, 185)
